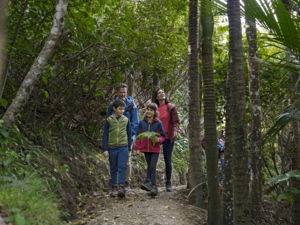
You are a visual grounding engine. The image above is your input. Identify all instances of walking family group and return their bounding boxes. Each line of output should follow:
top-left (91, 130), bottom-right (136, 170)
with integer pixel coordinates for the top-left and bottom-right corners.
top-left (101, 83), bottom-right (180, 198)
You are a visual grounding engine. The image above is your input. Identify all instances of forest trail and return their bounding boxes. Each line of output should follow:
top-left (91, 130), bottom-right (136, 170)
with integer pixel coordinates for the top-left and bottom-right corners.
top-left (70, 185), bottom-right (207, 225)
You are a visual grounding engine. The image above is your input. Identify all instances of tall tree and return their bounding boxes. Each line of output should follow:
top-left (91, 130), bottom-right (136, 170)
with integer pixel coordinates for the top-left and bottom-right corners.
top-left (0, 0), bottom-right (8, 98)
top-left (245, 15), bottom-right (262, 219)
top-left (279, 1), bottom-right (300, 223)
top-left (2, 0), bottom-right (69, 128)
top-left (223, 55), bottom-right (234, 225)
top-left (188, 0), bottom-right (204, 207)
top-left (291, 114), bottom-right (300, 225)
top-left (201, 0), bottom-right (222, 224)
top-left (227, 0), bottom-right (250, 224)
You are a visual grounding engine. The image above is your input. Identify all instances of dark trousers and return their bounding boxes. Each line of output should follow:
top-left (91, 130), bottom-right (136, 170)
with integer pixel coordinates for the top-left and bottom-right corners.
top-left (163, 139), bottom-right (174, 185)
top-left (144, 152), bottom-right (159, 186)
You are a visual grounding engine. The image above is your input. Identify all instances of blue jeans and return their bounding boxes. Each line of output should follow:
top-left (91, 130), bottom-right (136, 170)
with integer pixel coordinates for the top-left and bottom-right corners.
top-left (163, 139), bottom-right (174, 185)
top-left (108, 146), bottom-right (128, 185)
top-left (219, 152), bottom-right (224, 182)
top-left (144, 152), bottom-right (159, 186)
top-left (220, 158), bottom-right (224, 182)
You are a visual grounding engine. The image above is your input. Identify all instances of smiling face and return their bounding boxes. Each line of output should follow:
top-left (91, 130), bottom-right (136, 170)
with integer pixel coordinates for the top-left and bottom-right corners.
top-left (156, 89), bottom-right (166, 102)
top-left (146, 107), bottom-right (155, 120)
top-left (117, 87), bottom-right (127, 101)
top-left (113, 106), bottom-right (125, 117)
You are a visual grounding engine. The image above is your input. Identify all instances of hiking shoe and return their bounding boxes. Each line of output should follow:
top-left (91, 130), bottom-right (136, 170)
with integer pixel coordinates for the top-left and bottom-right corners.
top-left (110, 185), bottom-right (118, 198)
top-left (149, 186), bottom-right (158, 197)
top-left (124, 181), bottom-right (130, 192)
top-left (140, 182), bottom-right (152, 192)
top-left (118, 185), bottom-right (125, 198)
top-left (166, 184), bottom-right (173, 192)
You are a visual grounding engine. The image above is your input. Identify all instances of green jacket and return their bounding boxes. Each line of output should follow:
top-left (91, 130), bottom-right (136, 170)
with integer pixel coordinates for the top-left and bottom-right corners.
top-left (102, 115), bottom-right (131, 150)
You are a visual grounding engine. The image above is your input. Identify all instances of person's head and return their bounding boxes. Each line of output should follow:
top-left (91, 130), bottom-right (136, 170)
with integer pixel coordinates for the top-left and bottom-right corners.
top-left (112, 99), bottom-right (126, 117)
top-left (154, 89), bottom-right (169, 105)
top-left (116, 83), bottom-right (128, 101)
top-left (145, 103), bottom-right (159, 120)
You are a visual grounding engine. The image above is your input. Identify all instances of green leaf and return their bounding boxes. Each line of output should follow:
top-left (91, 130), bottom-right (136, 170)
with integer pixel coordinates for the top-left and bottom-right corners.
top-left (14, 213), bottom-right (26, 225)
top-left (135, 131), bottom-right (160, 145)
top-left (266, 170), bottom-right (300, 185)
top-left (0, 98), bottom-right (8, 107)
top-left (41, 89), bottom-right (49, 99)
top-left (276, 192), bottom-right (293, 203)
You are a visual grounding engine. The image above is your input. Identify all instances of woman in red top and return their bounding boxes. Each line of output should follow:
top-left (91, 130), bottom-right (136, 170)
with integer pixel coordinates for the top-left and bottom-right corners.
top-left (154, 89), bottom-right (180, 192)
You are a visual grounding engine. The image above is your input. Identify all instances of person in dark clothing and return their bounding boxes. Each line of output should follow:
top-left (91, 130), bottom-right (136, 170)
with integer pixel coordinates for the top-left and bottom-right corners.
top-left (135, 103), bottom-right (165, 197)
top-left (154, 89), bottom-right (180, 192)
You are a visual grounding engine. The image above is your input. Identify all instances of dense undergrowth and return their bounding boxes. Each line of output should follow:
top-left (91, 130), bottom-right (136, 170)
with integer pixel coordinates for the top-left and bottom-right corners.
top-left (0, 120), bottom-right (107, 224)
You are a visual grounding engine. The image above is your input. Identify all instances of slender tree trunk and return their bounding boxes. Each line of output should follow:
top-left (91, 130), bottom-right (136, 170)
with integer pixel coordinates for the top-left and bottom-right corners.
top-left (188, 0), bottom-right (204, 207)
top-left (2, 0), bottom-right (69, 129)
top-left (223, 56), bottom-right (234, 225)
top-left (292, 117), bottom-right (300, 225)
top-left (227, 0), bottom-right (250, 224)
top-left (0, 0), bottom-right (8, 98)
top-left (245, 17), bottom-right (262, 219)
top-left (201, 1), bottom-right (222, 224)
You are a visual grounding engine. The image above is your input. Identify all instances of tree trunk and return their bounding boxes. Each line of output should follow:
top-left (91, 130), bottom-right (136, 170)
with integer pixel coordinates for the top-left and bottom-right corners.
top-left (0, 0), bottom-right (8, 98)
top-left (2, 0), bottom-right (69, 129)
top-left (223, 56), bottom-right (234, 225)
top-left (201, 1), bottom-right (222, 224)
top-left (245, 17), bottom-right (262, 219)
top-left (188, 0), bottom-right (204, 208)
top-left (292, 117), bottom-right (300, 225)
top-left (227, 0), bottom-right (250, 224)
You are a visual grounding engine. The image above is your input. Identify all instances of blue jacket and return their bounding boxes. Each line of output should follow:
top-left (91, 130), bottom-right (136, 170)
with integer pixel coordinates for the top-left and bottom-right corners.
top-left (106, 96), bottom-right (139, 142)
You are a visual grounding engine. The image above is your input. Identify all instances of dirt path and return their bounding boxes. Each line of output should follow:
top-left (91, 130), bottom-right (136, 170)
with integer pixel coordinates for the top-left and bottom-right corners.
top-left (70, 186), bottom-right (207, 225)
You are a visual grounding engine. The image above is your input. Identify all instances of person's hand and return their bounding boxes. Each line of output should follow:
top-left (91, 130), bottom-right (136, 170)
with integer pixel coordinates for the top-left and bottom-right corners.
top-left (173, 130), bottom-right (178, 139)
top-left (155, 137), bottom-right (160, 143)
top-left (103, 151), bottom-right (109, 158)
top-left (136, 150), bottom-right (141, 156)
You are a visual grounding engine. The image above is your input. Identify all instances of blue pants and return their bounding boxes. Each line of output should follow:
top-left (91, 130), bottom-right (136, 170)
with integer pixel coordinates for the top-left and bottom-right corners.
top-left (220, 158), bottom-right (224, 182)
top-left (163, 139), bottom-right (174, 185)
top-left (144, 152), bottom-right (159, 186)
top-left (108, 146), bottom-right (128, 185)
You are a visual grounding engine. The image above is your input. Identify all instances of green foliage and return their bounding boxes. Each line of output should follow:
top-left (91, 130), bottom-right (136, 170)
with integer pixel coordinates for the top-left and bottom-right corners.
top-left (266, 170), bottom-right (300, 185)
top-left (0, 175), bottom-right (66, 225)
top-left (243, 0), bottom-right (300, 59)
top-left (0, 121), bottom-right (66, 224)
top-left (173, 133), bottom-right (190, 172)
top-left (266, 170), bottom-right (300, 203)
top-left (262, 107), bottom-right (300, 144)
top-left (135, 131), bottom-right (160, 145)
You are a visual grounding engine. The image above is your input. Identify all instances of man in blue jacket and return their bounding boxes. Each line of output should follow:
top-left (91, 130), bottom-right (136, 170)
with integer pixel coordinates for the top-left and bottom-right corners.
top-left (106, 83), bottom-right (139, 190)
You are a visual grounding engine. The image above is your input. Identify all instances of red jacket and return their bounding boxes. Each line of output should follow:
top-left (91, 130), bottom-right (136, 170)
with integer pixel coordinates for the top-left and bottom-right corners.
top-left (135, 118), bottom-right (165, 153)
top-left (159, 103), bottom-right (180, 142)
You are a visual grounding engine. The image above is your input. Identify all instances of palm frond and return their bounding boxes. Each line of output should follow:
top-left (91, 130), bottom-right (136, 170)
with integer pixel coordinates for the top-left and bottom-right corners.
top-left (243, 0), bottom-right (300, 59)
top-left (262, 105), bottom-right (300, 144)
